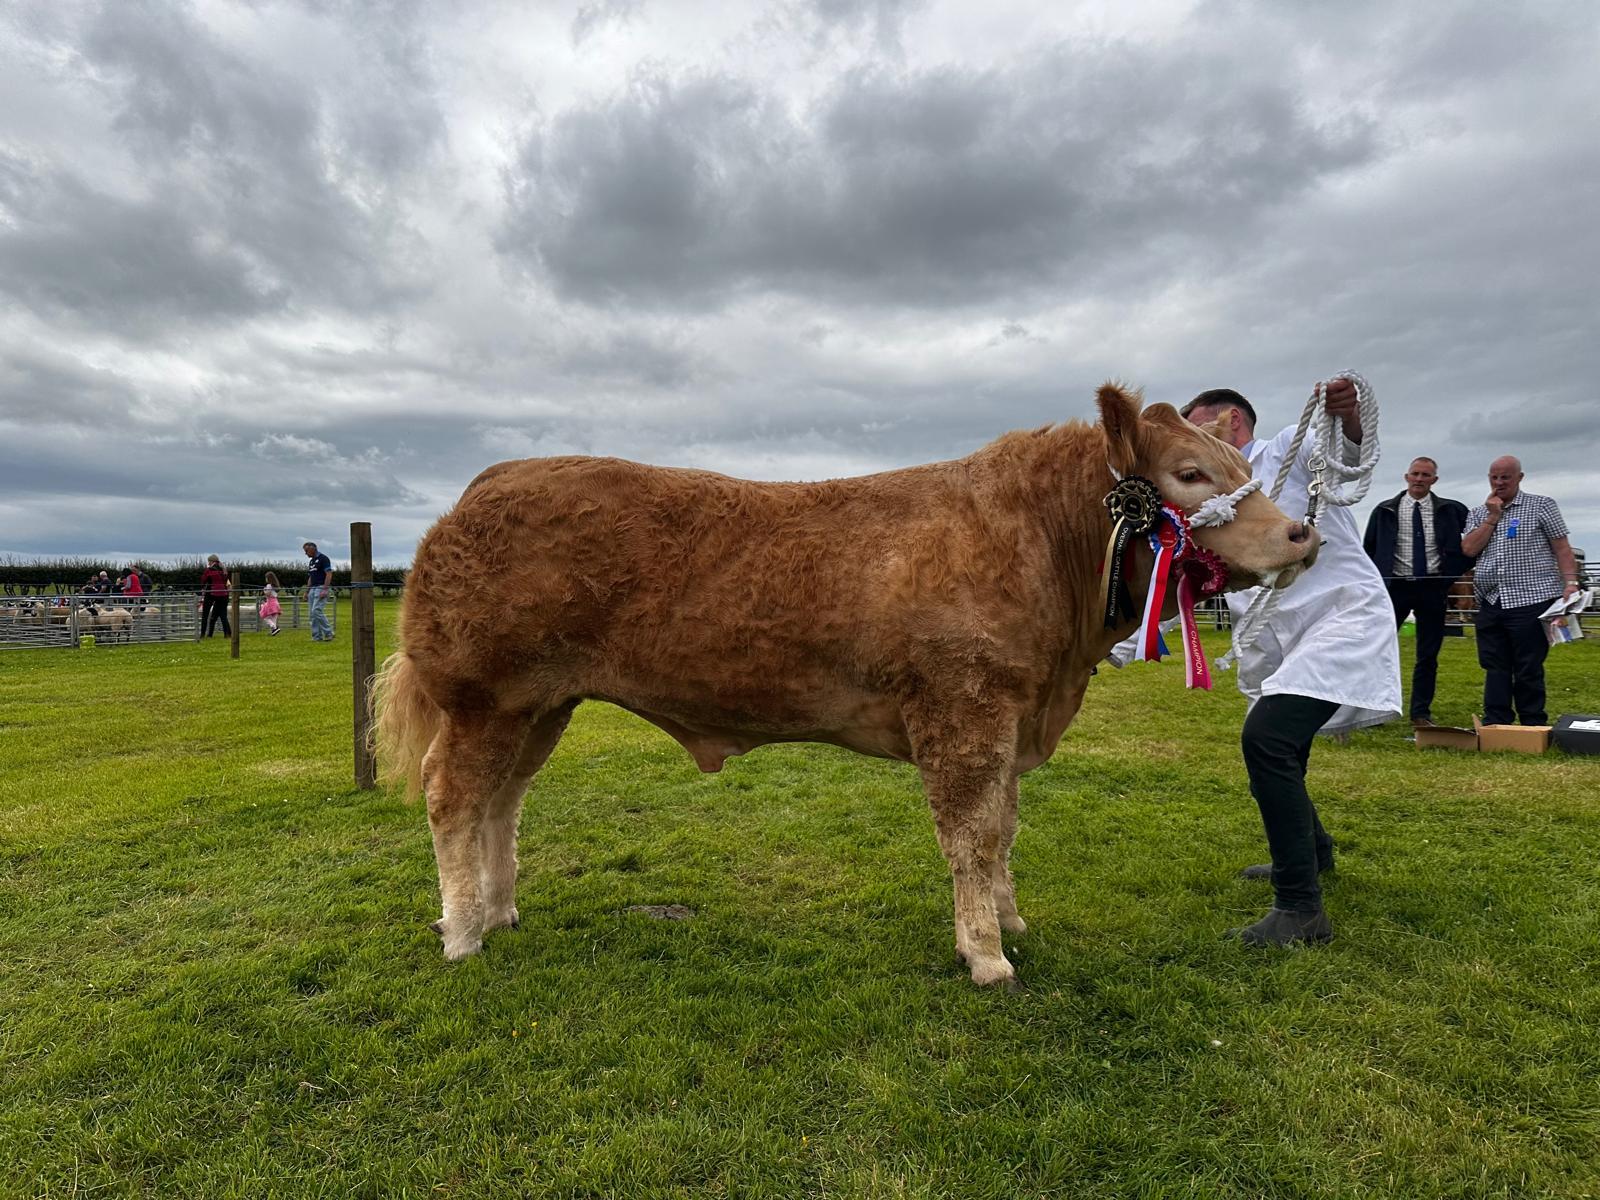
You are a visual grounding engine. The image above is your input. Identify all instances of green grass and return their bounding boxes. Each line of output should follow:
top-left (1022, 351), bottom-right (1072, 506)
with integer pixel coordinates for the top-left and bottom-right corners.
top-left (2, 601), bottom-right (1598, 1198)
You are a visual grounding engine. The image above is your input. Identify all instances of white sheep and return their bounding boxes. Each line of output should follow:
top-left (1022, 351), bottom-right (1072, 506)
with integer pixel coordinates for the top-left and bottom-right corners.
top-left (83, 604), bottom-right (134, 643)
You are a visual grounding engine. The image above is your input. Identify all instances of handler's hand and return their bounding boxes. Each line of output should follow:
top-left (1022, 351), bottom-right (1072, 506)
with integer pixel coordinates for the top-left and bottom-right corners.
top-left (1485, 494), bottom-right (1505, 515)
top-left (1321, 376), bottom-right (1359, 420)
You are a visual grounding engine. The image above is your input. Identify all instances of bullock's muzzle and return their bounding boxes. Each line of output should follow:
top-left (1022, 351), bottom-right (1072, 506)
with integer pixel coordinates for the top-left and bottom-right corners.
top-left (1267, 523), bottom-right (1321, 589)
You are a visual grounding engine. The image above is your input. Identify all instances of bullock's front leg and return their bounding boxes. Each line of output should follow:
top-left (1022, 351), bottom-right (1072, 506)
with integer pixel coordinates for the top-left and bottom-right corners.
top-left (919, 745), bottom-right (1017, 989)
top-left (992, 774), bottom-right (1026, 935)
top-left (422, 713), bottom-right (526, 961)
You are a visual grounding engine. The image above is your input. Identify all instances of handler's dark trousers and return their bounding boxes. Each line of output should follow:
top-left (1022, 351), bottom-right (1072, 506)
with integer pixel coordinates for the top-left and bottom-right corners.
top-left (1387, 577), bottom-right (1452, 719)
top-left (1241, 694), bottom-right (1339, 913)
top-left (1475, 597), bottom-right (1554, 726)
top-left (202, 594), bottom-right (232, 638)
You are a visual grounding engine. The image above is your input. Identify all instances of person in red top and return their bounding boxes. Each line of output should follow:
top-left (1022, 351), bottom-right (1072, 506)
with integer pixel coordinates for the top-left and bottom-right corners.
top-left (122, 566), bottom-right (144, 599)
top-left (199, 554), bottom-right (232, 638)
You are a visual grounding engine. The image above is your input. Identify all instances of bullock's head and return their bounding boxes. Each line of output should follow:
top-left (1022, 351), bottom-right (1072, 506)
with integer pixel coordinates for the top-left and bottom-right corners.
top-left (1097, 383), bottom-right (1319, 590)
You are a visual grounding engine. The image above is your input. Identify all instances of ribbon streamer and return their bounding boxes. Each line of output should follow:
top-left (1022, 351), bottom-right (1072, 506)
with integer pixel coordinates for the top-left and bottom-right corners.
top-left (1138, 515), bottom-right (1182, 661)
top-left (1176, 572), bottom-right (1212, 690)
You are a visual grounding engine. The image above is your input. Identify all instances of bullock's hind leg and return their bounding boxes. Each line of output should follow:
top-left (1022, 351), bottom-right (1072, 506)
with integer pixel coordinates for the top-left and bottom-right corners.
top-left (917, 737), bottom-right (1017, 989)
top-left (992, 774), bottom-right (1026, 935)
top-left (478, 704), bottom-right (576, 936)
top-left (422, 711), bottom-right (529, 961)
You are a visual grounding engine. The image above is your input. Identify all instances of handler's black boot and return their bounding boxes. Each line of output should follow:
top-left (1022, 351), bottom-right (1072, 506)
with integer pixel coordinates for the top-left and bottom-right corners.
top-left (1224, 907), bottom-right (1333, 947)
top-left (1240, 840), bottom-right (1336, 881)
top-left (1238, 857), bottom-right (1334, 882)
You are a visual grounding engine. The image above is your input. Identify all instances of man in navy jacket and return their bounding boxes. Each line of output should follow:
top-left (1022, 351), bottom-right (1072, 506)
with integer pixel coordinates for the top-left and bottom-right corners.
top-left (1362, 457), bottom-right (1472, 726)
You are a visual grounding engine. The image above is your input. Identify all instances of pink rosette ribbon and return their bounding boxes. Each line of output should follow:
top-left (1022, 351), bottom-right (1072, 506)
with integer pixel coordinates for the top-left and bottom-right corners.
top-left (1176, 543), bottom-right (1228, 690)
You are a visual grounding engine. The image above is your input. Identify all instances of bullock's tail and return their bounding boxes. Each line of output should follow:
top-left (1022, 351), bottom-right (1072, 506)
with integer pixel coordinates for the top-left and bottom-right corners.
top-left (370, 651), bottom-right (441, 804)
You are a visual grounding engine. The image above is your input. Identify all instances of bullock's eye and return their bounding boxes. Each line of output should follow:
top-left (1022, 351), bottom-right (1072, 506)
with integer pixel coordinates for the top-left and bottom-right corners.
top-left (1177, 468), bottom-right (1207, 484)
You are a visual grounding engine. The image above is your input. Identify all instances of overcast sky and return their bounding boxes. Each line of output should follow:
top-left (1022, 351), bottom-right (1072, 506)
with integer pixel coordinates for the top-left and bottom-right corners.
top-left (3, 0), bottom-right (1596, 569)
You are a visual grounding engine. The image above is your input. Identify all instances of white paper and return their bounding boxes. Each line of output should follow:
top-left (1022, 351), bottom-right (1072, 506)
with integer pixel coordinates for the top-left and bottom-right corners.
top-left (1540, 588), bottom-right (1593, 619)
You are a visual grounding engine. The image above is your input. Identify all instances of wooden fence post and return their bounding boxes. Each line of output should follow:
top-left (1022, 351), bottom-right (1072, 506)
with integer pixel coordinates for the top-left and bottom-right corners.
top-left (351, 522), bottom-right (377, 789)
top-left (230, 571), bottom-right (241, 659)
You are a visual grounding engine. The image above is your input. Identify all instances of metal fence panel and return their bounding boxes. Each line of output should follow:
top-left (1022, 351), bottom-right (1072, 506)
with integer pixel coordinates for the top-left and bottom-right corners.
top-left (0, 589), bottom-right (338, 650)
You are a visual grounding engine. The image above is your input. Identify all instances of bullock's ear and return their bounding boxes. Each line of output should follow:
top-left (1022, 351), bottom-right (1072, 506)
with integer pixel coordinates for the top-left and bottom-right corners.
top-left (1096, 382), bottom-right (1145, 476)
top-left (1140, 403), bottom-right (1188, 431)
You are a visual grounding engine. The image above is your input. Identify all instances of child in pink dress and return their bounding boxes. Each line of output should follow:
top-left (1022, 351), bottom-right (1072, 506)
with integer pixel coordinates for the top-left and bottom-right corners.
top-left (261, 571), bottom-right (282, 635)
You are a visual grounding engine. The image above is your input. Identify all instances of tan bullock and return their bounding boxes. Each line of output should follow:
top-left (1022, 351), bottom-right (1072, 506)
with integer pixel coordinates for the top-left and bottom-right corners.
top-left (374, 385), bottom-right (1319, 986)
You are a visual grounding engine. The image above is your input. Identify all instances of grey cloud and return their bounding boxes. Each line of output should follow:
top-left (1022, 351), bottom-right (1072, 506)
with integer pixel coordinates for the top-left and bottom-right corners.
top-left (3, 2), bottom-right (1597, 561)
top-left (801, 0), bottom-right (928, 54)
top-left (1451, 399), bottom-right (1599, 457)
top-left (572, 0), bottom-right (644, 46)
top-left (556, 328), bottom-right (704, 389)
top-left (0, 157), bottom-right (288, 332)
top-left (0, 0), bottom-right (445, 333)
top-left (1369, 4), bottom-right (1587, 97)
top-left (989, 322), bottom-right (1043, 346)
top-left (0, 343), bottom-right (159, 427)
top-left (497, 44), bottom-right (1376, 309)
top-left (82, 1), bottom-right (445, 180)
top-left (1, 420), bottom-right (427, 511)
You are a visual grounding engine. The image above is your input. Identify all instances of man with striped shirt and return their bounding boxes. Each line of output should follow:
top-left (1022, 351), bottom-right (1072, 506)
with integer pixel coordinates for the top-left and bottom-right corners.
top-left (1461, 456), bottom-right (1583, 726)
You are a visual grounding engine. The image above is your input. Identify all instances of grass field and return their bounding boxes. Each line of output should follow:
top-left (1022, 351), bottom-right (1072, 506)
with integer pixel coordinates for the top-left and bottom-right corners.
top-left (2, 601), bottom-right (1598, 1198)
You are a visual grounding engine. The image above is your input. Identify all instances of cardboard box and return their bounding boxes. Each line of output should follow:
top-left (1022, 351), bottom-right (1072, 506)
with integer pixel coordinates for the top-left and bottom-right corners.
top-left (1415, 723), bottom-right (1478, 751)
top-left (1414, 716), bottom-right (1551, 753)
top-left (1473, 715), bottom-right (1550, 753)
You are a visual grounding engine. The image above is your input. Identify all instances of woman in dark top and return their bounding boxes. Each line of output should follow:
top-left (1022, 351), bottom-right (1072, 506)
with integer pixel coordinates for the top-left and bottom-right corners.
top-left (199, 555), bottom-right (232, 638)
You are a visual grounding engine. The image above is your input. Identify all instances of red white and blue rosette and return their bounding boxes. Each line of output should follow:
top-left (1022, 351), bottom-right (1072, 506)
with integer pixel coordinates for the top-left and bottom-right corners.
top-left (1136, 505), bottom-right (1188, 662)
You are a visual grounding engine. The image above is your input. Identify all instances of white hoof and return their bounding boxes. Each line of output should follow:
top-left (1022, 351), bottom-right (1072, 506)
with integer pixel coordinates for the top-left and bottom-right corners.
top-left (999, 913), bottom-right (1028, 935)
top-left (442, 932), bottom-right (483, 961)
top-left (483, 906), bottom-right (520, 933)
top-left (968, 955), bottom-right (1017, 989)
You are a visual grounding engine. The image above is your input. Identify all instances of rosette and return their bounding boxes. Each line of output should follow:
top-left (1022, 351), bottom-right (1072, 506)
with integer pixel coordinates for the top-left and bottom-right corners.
top-left (1099, 475), bottom-right (1162, 629)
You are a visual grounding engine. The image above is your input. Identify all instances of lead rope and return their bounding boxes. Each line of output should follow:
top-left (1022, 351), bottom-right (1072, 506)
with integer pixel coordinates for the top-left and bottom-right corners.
top-left (1208, 370), bottom-right (1379, 672)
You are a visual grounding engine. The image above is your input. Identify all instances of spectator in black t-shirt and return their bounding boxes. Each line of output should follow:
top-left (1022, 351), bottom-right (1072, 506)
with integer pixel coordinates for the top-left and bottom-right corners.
top-left (303, 541), bottom-right (335, 642)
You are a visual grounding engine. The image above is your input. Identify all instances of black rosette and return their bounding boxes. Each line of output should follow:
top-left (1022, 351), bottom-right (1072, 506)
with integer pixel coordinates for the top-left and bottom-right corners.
top-left (1100, 475), bottom-right (1162, 628)
top-left (1104, 476), bottom-right (1162, 534)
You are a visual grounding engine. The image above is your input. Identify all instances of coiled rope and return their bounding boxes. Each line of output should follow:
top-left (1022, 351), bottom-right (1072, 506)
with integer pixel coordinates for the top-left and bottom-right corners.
top-left (1210, 370), bottom-right (1379, 672)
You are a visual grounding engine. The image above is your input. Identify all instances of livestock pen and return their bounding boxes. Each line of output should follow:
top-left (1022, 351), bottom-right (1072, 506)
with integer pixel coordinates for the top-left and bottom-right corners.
top-left (0, 589), bottom-right (339, 650)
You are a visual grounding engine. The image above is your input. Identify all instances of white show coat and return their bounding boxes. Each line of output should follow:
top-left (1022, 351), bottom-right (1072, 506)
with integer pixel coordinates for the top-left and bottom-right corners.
top-left (1228, 425), bottom-right (1401, 733)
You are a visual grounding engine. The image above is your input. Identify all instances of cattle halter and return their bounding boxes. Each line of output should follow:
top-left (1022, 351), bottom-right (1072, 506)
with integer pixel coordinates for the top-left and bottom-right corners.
top-left (1187, 479), bottom-right (1262, 528)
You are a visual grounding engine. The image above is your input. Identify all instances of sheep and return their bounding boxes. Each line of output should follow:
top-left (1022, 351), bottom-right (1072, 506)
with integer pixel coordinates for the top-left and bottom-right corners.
top-left (82, 604), bottom-right (134, 643)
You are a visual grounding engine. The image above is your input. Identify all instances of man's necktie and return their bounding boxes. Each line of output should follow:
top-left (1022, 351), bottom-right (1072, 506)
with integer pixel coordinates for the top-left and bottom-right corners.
top-left (1412, 501), bottom-right (1428, 579)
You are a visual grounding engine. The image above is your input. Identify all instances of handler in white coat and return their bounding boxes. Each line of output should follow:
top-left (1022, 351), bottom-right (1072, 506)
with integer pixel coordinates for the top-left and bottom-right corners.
top-left (1182, 381), bottom-right (1400, 947)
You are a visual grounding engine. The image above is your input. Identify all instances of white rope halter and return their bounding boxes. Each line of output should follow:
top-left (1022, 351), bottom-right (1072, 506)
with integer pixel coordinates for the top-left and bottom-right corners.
top-left (1188, 479), bottom-right (1262, 528)
top-left (1213, 370), bottom-right (1379, 672)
